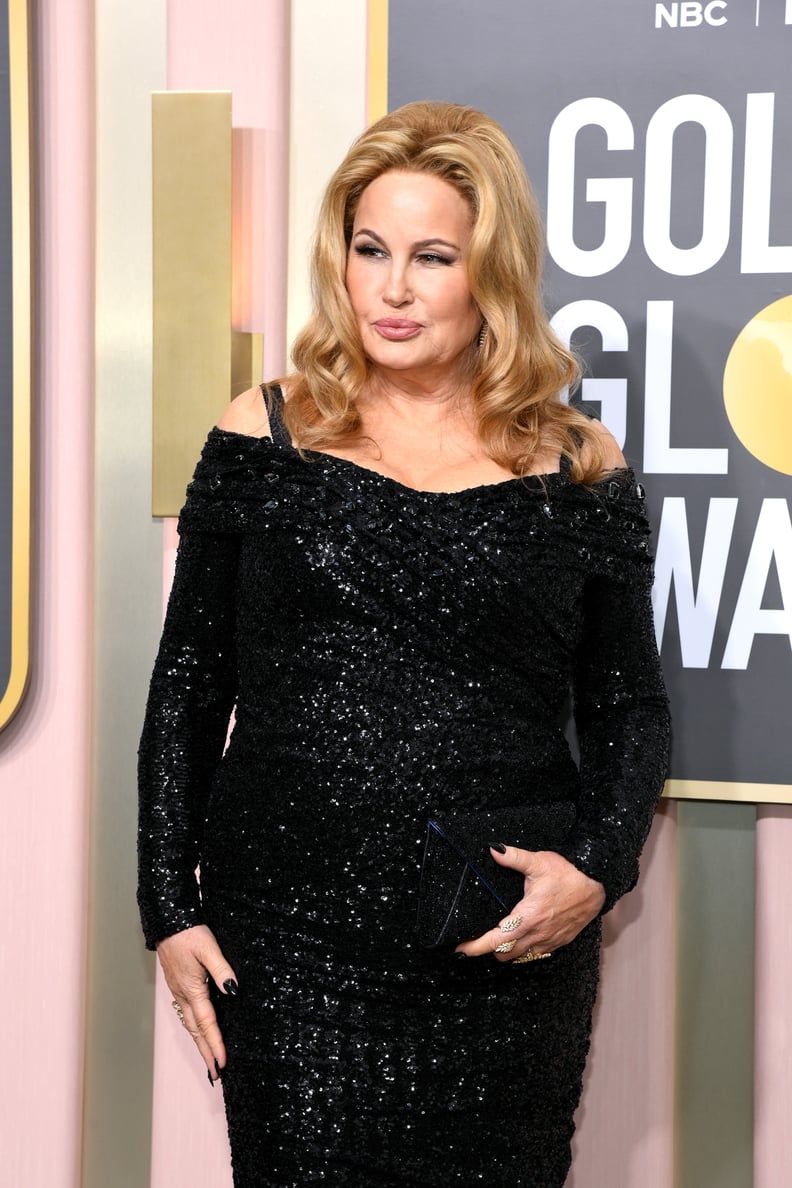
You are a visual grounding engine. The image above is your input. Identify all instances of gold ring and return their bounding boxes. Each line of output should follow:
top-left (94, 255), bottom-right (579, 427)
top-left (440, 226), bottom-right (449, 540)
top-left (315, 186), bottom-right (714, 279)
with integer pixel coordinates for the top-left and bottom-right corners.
top-left (500, 914), bottom-right (523, 933)
top-left (171, 999), bottom-right (185, 1023)
top-left (512, 948), bottom-right (552, 964)
top-left (494, 940), bottom-right (516, 954)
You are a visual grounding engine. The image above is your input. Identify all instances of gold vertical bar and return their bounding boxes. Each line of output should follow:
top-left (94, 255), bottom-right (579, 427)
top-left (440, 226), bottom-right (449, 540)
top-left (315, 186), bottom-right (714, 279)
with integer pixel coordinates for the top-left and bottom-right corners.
top-left (152, 91), bottom-right (233, 516)
top-left (231, 329), bottom-right (264, 399)
top-left (675, 801), bottom-right (755, 1187)
top-left (1, 0), bottom-right (32, 729)
top-left (367, 0), bottom-right (388, 123)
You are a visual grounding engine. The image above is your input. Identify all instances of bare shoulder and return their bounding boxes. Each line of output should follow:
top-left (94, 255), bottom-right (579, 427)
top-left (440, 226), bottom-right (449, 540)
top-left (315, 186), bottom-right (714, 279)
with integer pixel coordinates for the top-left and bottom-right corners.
top-left (216, 386), bottom-right (270, 438)
top-left (583, 417), bottom-right (627, 470)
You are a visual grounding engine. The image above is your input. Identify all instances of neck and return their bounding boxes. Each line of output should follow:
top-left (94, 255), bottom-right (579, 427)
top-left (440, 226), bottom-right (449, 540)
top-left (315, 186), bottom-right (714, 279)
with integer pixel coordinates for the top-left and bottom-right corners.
top-left (363, 363), bottom-right (474, 421)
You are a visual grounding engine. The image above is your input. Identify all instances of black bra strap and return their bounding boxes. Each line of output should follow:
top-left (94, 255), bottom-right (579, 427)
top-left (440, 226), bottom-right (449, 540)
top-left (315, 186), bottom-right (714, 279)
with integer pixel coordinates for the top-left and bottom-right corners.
top-left (260, 383), bottom-right (291, 447)
top-left (560, 424), bottom-right (588, 475)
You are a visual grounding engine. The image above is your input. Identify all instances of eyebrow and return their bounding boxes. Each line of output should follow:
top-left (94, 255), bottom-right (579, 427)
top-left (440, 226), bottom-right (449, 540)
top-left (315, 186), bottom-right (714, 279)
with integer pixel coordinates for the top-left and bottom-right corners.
top-left (353, 228), bottom-right (461, 252)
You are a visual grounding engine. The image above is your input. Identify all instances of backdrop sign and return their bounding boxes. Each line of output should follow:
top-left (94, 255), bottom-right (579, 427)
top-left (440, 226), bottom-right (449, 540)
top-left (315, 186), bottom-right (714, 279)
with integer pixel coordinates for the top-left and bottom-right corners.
top-left (389, 0), bottom-right (792, 798)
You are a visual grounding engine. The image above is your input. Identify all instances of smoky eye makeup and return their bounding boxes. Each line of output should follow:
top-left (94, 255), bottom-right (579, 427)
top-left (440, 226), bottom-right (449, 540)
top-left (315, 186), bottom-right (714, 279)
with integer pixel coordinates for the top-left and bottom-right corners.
top-left (415, 250), bottom-right (455, 266)
top-left (353, 242), bottom-right (386, 257)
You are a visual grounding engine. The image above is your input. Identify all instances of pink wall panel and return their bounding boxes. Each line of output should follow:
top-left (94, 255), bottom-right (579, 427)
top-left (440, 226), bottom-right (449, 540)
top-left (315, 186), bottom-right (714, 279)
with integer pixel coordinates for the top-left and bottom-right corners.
top-left (167, 0), bottom-right (290, 375)
top-left (150, 519), bottom-right (234, 1186)
top-left (150, 8), bottom-right (290, 1184)
top-left (0, 1), bottom-right (94, 1184)
top-left (570, 804), bottom-right (677, 1188)
top-left (754, 806), bottom-right (792, 1188)
top-left (153, 962), bottom-right (233, 1186)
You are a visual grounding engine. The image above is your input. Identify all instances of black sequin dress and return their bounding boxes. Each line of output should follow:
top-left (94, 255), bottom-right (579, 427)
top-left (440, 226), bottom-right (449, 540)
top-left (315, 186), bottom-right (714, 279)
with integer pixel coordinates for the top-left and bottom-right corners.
top-left (138, 388), bottom-right (670, 1187)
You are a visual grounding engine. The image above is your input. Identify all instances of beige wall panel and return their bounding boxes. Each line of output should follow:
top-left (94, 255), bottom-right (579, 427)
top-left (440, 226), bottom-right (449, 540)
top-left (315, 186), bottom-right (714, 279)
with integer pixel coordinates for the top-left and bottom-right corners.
top-left (287, 0), bottom-right (368, 355)
top-left (87, 4), bottom-right (168, 1186)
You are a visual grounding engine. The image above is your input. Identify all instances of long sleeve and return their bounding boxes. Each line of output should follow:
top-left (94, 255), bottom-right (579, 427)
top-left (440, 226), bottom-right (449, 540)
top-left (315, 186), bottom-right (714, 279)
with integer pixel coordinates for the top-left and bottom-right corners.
top-left (556, 482), bottom-right (671, 912)
top-left (137, 527), bottom-right (240, 949)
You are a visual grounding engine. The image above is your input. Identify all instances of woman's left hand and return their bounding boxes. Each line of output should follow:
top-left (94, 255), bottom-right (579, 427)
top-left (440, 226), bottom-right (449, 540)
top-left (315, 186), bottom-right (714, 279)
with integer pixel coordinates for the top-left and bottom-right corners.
top-left (454, 846), bottom-right (606, 961)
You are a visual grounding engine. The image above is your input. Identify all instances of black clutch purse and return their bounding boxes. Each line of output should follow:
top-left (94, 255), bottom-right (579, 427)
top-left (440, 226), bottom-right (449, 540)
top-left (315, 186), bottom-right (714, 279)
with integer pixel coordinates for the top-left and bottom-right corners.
top-left (416, 802), bottom-right (576, 948)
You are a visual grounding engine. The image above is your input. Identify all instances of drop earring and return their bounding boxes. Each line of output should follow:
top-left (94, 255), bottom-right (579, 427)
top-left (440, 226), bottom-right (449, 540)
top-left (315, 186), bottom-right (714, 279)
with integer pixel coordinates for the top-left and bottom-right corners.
top-left (477, 322), bottom-right (487, 349)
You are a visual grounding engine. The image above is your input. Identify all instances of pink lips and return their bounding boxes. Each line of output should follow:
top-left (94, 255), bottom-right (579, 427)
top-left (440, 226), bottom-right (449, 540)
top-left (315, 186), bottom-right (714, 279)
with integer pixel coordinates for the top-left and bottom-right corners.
top-left (373, 318), bottom-right (422, 341)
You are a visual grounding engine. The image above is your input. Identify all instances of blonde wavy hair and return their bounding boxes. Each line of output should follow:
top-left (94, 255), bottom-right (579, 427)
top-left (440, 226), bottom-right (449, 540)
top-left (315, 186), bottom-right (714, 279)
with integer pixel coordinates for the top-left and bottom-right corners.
top-left (284, 100), bottom-right (608, 482)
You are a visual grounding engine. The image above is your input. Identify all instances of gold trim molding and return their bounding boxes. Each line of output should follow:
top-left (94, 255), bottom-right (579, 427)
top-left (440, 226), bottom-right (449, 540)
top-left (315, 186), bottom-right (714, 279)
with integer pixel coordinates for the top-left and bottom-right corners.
top-left (367, 0), bottom-right (388, 123)
top-left (0, 0), bottom-right (32, 730)
top-left (664, 779), bottom-right (792, 805)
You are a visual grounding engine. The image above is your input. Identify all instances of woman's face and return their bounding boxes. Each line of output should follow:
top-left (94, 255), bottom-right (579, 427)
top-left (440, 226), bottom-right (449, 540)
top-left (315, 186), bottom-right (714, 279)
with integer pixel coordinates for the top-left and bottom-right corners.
top-left (345, 170), bottom-right (481, 385)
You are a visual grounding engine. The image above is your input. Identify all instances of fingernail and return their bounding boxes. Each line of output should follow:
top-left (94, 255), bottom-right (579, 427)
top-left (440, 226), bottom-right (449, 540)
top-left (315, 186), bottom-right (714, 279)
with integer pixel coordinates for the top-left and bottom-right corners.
top-left (215, 1058), bottom-right (224, 1080)
top-left (451, 951), bottom-right (468, 960)
top-left (489, 841), bottom-right (507, 854)
top-left (223, 979), bottom-right (238, 996)
top-left (207, 1069), bottom-right (215, 1088)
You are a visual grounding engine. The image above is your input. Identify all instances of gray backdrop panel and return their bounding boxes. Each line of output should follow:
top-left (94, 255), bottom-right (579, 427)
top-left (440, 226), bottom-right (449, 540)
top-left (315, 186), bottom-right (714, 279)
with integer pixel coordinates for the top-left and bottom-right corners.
top-left (390, 0), bottom-right (792, 787)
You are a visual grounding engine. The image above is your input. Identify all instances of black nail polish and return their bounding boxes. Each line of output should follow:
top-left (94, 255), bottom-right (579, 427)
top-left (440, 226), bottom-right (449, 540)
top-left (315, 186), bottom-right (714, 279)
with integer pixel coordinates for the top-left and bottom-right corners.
top-left (215, 1058), bottom-right (224, 1079)
top-left (223, 979), bottom-right (238, 996)
top-left (207, 1068), bottom-right (215, 1088)
top-left (489, 841), bottom-right (507, 854)
top-left (451, 951), bottom-right (468, 960)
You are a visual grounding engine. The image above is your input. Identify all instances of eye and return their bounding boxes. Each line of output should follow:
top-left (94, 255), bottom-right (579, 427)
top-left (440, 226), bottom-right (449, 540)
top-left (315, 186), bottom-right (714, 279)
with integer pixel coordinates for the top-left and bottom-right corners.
top-left (353, 243), bottom-right (386, 258)
top-left (416, 252), bottom-right (454, 266)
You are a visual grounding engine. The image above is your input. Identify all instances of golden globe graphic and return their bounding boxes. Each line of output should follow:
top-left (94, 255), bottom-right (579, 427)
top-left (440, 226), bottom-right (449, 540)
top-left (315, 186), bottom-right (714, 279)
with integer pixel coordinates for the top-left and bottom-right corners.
top-left (723, 296), bottom-right (792, 476)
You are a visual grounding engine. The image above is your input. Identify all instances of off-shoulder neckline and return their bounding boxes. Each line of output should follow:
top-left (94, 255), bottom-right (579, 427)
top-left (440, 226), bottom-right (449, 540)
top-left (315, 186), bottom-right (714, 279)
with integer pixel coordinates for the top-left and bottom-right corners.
top-left (207, 426), bottom-right (635, 500)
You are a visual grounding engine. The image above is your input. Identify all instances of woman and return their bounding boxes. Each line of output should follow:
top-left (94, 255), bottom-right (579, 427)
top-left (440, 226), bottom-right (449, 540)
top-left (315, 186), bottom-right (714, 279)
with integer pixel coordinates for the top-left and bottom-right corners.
top-left (138, 101), bottom-right (670, 1186)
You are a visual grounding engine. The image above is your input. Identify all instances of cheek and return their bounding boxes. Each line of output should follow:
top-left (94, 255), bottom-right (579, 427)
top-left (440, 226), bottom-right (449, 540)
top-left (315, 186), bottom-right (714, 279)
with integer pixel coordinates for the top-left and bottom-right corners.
top-left (345, 262), bottom-right (369, 316)
top-left (344, 266), bottom-right (354, 304)
top-left (440, 273), bottom-right (475, 312)
top-left (447, 284), bottom-right (478, 324)
top-left (344, 256), bottom-right (358, 297)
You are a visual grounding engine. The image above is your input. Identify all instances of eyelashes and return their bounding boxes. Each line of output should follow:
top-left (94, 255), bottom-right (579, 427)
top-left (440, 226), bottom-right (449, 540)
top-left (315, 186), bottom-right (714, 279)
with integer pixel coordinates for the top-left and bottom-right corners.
top-left (418, 252), bottom-right (454, 266)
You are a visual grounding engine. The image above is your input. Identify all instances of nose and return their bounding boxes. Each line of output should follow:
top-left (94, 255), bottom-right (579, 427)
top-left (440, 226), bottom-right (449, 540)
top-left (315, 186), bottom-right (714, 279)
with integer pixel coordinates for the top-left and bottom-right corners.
top-left (383, 261), bottom-right (412, 306)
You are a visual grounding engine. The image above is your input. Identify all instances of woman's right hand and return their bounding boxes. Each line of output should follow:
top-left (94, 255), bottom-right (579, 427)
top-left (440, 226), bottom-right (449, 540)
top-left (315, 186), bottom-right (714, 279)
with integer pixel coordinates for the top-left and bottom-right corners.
top-left (155, 924), bottom-right (238, 1082)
